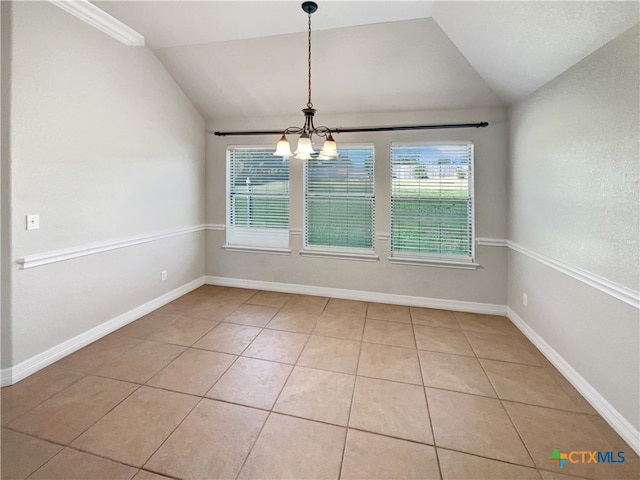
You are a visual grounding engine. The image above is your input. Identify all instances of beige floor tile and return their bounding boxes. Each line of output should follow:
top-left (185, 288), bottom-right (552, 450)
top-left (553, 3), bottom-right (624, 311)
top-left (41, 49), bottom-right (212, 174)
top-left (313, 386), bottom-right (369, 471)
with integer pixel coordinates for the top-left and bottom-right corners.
top-left (419, 350), bottom-right (496, 397)
top-left (246, 290), bottom-right (292, 308)
top-left (312, 313), bottom-right (365, 341)
top-left (1, 429), bottom-right (63, 480)
top-left (29, 448), bottom-right (138, 480)
top-left (151, 301), bottom-right (190, 316)
top-left (1, 366), bottom-right (83, 425)
top-left (174, 286), bottom-right (220, 304)
top-left (133, 471), bottom-right (173, 480)
top-left (341, 429), bottom-right (440, 479)
top-left (465, 330), bottom-right (548, 365)
top-left (215, 287), bottom-right (258, 303)
top-left (281, 294), bottom-right (329, 313)
top-left (546, 369), bottom-right (598, 415)
top-left (238, 413), bottom-right (346, 480)
top-left (363, 319), bottom-right (416, 348)
top-left (147, 316), bottom-right (217, 346)
top-left (427, 388), bottom-right (533, 466)
top-left (414, 324), bottom-right (475, 356)
top-left (297, 336), bottom-right (361, 374)
top-left (367, 302), bottom-right (411, 323)
top-left (192, 323), bottom-right (261, 355)
top-left (185, 297), bottom-right (241, 321)
top-left (53, 334), bottom-right (141, 373)
top-left (358, 343), bottom-right (422, 385)
top-left (242, 329), bottom-right (308, 364)
top-left (274, 366), bottom-right (355, 426)
top-left (481, 360), bottom-right (591, 412)
top-left (439, 449), bottom-right (541, 479)
top-left (72, 386), bottom-right (198, 467)
top-left (538, 472), bottom-right (590, 480)
top-left (161, 293), bottom-right (202, 308)
top-left (350, 377), bottom-right (432, 444)
top-left (410, 307), bottom-right (460, 329)
top-left (206, 357), bottom-right (292, 409)
top-left (145, 399), bottom-right (267, 479)
top-left (116, 313), bottom-right (181, 339)
top-left (267, 309), bottom-right (320, 334)
top-left (194, 284), bottom-right (226, 296)
top-left (146, 349), bottom-right (236, 395)
top-left (504, 401), bottom-right (639, 479)
top-left (324, 298), bottom-right (368, 317)
top-left (90, 340), bottom-right (185, 384)
top-left (8, 375), bottom-right (137, 444)
top-left (224, 304), bottom-right (279, 327)
top-left (455, 312), bottom-right (522, 336)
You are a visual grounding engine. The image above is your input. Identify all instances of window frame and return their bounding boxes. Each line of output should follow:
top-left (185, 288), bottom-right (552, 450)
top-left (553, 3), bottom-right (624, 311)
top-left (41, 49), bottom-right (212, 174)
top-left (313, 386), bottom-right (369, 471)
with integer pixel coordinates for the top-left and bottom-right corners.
top-left (225, 145), bottom-right (291, 253)
top-left (301, 143), bottom-right (378, 261)
top-left (389, 141), bottom-right (478, 269)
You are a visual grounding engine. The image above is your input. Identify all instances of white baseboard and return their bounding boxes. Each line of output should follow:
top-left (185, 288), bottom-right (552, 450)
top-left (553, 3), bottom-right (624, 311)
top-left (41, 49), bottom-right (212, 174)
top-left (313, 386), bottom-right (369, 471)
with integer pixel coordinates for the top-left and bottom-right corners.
top-left (0, 277), bottom-right (205, 387)
top-left (507, 307), bottom-right (640, 456)
top-left (205, 275), bottom-right (507, 315)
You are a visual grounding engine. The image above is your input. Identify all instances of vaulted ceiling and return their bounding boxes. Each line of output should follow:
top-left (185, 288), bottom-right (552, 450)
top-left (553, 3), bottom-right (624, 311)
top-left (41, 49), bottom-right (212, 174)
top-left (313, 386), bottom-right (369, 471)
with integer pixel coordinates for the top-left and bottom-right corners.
top-left (93, 1), bottom-right (639, 121)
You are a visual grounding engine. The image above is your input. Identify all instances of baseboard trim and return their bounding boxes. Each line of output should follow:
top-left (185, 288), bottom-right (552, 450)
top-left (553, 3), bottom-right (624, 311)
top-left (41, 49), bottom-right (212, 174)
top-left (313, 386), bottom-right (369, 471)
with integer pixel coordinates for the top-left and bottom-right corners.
top-left (507, 307), bottom-right (640, 456)
top-left (205, 275), bottom-right (506, 315)
top-left (0, 277), bottom-right (205, 387)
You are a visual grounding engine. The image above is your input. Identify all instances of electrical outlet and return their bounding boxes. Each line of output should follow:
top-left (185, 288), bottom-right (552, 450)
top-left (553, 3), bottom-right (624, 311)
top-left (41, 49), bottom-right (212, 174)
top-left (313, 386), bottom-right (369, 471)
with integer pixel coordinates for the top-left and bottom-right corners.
top-left (522, 293), bottom-right (528, 306)
top-left (26, 214), bottom-right (40, 230)
top-left (161, 270), bottom-right (167, 281)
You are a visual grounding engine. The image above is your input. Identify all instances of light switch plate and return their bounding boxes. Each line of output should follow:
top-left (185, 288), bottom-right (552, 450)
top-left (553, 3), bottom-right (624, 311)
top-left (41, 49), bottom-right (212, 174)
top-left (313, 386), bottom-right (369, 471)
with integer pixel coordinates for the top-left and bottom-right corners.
top-left (27, 214), bottom-right (40, 230)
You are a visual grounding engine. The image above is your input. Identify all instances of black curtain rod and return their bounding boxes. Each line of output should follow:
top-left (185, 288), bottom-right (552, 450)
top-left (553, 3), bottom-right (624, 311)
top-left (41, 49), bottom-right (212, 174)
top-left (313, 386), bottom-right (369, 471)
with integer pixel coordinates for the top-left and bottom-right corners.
top-left (210, 121), bottom-right (488, 136)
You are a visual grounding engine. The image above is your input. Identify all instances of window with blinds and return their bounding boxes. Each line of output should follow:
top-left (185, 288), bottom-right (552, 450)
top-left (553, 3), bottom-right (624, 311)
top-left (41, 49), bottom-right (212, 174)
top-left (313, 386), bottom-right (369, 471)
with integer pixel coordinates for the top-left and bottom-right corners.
top-left (390, 143), bottom-right (474, 261)
top-left (304, 145), bottom-right (375, 252)
top-left (227, 147), bottom-right (289, 249)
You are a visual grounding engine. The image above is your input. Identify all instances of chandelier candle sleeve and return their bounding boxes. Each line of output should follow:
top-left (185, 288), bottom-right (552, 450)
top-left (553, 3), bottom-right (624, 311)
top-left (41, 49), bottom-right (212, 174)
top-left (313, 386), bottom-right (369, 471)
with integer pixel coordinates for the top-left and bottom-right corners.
top-left (273, 2), bottom-right (337, 160)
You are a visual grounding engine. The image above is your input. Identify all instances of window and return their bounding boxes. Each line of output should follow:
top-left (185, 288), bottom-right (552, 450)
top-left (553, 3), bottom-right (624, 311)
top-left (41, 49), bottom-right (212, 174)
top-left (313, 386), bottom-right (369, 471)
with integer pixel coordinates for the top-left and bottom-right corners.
top-left (304, 145), bottom-right (375, 254)
top-left (227, 147), bottom-right (289, 249)
top-left (390, 143), bottom-right (474, 263)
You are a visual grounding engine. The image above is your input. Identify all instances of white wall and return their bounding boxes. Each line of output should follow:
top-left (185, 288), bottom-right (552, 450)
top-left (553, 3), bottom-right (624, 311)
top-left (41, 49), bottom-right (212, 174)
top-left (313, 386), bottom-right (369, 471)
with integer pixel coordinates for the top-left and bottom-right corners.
top-left (4, 1), bottom-right (206, 370)
top-left (206, 107), bottom-right (508, 308)
top-left (508, 24), bottom-right (639, 433)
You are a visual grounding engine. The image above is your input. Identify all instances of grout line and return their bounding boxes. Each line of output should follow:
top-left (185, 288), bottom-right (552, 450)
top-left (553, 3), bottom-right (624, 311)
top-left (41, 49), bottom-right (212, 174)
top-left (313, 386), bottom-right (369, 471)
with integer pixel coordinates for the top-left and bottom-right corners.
top-left (9, 287), bottom-right (619, 479)
top-left (414, 320), bottom-right (443, 480)
top-left (337, 327), bottom-right (365, 479)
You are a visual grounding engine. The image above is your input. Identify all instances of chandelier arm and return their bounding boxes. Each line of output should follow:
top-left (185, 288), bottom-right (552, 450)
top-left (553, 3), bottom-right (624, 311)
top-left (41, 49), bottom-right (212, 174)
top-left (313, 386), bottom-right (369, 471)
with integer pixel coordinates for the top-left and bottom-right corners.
top-left (311, 126), bottom-right (332, 137)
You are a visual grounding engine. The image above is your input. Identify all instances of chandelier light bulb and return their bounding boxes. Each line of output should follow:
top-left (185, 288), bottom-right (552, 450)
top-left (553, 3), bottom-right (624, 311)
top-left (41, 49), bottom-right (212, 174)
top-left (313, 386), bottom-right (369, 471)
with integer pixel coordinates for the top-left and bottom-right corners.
top-left (273, 134), bottom-right (293, 157)
top-left (294, 133), bottom-right (316, 157)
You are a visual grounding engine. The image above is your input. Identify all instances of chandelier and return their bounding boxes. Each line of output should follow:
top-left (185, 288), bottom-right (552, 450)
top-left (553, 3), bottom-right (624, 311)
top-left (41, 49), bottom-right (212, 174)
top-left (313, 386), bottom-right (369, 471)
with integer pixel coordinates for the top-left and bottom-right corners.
top-left (273, 1), bottom-right (338, 160)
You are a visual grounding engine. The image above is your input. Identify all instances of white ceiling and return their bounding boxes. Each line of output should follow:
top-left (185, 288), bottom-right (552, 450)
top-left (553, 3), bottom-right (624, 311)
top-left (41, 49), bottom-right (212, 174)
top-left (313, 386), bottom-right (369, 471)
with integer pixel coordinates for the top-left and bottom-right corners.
top-left (94, 1), bottom-right (436, 49)
top-left (91, 1), bottom-right (639, 121)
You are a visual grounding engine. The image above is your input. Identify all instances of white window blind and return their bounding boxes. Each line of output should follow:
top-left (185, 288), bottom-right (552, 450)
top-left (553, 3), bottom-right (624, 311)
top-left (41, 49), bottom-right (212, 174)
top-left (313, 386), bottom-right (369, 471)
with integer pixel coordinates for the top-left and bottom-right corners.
top-left (304, 145), bottom-right (375, 252)
top-left (227, 147), bottom-right (289, 249)
top-left (390, 143), bottom-right (474, 260)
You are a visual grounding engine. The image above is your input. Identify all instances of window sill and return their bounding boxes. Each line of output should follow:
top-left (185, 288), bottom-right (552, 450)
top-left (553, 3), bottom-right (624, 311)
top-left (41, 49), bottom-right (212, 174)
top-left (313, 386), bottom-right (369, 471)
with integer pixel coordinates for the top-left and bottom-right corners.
top-left (300, 249), bottom-right (379, 262)
top-left (388, 256), bottom-right (479, 270)
top-left (222, 245), bottom-right (292, 255)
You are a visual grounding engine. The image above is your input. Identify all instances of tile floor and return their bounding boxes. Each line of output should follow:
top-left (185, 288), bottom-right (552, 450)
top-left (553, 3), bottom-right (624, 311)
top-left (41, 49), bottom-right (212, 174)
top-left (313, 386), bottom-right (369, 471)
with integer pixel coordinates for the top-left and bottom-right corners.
top-left (1, 286), bottom-right (638, 480)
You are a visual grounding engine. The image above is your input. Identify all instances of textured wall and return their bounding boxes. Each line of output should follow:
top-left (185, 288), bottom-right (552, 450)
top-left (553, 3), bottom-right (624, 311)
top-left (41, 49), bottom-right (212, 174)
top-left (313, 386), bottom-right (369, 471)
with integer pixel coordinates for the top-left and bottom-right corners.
top-left (509, 25), bottom-right (639, 290)
top-left (508, 24), bottom-right (640, 431)
top-left (7, 1), bottom-right (205, 366)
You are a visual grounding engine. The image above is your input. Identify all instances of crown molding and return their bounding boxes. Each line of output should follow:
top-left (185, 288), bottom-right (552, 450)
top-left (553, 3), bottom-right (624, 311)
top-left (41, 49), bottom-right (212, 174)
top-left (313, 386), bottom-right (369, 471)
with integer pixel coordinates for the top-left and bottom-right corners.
top-left (49, 0), bottom-right (144, 46)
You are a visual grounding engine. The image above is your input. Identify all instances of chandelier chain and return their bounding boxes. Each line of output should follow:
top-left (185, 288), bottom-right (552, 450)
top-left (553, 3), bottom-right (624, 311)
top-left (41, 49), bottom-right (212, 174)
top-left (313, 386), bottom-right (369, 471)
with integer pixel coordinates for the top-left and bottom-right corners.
top-left (307, 11), bottom-right (313, 109)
